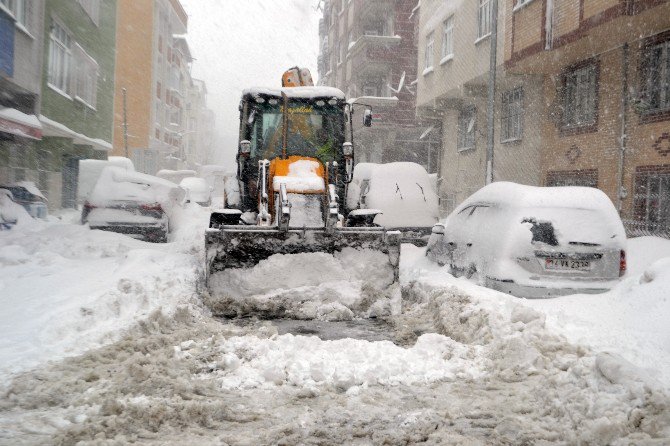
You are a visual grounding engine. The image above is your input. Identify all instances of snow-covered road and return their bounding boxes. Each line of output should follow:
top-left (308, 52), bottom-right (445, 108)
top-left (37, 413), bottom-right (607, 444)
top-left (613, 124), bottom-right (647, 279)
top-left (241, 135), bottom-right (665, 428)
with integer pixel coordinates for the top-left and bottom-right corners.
top-left (1, 211), bottom-right (669, 444)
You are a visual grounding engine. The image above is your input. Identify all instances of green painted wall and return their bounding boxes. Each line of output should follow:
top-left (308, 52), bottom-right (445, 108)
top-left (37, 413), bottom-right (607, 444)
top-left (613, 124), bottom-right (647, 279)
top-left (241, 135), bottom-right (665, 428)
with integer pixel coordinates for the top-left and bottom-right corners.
top-left (41, 0), bottom-right (117, 143)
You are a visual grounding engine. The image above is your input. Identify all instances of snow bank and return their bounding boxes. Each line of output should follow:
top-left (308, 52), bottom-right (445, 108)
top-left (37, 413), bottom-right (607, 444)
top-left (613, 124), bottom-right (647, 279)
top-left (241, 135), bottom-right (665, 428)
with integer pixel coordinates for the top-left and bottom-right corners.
top-left (404, 236), bottom-right (670, 386)
top-left (0, 210), bottom-right (206, 386)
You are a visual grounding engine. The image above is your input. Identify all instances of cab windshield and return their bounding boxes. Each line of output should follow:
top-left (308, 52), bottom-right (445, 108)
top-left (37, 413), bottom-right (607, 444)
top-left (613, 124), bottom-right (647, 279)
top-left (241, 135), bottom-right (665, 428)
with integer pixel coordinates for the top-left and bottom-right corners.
top-left (248, 100), bottom-right (345, 163)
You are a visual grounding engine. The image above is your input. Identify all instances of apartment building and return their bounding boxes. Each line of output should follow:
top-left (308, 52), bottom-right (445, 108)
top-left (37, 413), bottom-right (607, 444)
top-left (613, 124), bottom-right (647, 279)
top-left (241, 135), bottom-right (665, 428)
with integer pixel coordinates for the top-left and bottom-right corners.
top-left (185, 78), bottom-right (215, 169)
top-left (37, 0), bottom-right (116, 208)
top-left (416, 0), bottom-right (544, 214)
top-left (317, 0), bottom-right (439, 171)
top-left (505, 0), bottom-right (670, 235)
top-left (113, 0), bottom-right (192, 174)
top-left (0, 0), bottom-right (46, 188)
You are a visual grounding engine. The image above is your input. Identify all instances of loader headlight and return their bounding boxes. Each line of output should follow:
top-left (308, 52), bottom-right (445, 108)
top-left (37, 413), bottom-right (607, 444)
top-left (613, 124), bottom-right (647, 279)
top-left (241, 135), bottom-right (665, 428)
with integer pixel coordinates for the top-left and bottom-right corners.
top-left (342, 142), bottom-right (353, 157)
top-left (239, 140), bottom-right (251, 154)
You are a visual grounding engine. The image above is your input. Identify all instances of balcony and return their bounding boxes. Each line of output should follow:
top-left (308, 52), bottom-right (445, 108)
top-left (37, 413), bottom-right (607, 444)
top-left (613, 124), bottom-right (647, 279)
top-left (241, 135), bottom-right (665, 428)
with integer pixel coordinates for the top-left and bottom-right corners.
top-left (347, 35), bottom-right (401, 77)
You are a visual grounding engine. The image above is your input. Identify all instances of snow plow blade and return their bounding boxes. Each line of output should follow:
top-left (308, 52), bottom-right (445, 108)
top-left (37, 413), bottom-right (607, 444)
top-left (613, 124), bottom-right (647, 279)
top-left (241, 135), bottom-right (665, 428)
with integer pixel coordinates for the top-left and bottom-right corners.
top-left (205, 226), bottom-right (401, 281)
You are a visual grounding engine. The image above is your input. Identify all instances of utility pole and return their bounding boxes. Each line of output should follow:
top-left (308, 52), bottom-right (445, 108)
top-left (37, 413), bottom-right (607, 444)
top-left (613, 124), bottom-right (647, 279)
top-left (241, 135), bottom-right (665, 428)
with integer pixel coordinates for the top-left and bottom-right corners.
top-left (122, 88), bottom-right (129, 158)
top-left (485, 0), bottom-right (499, 185)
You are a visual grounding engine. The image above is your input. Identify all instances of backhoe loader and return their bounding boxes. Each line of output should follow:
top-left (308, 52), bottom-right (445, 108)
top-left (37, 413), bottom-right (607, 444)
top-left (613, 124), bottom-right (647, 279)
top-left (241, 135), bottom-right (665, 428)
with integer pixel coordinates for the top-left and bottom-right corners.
top-left (205, 67), bottom-right (400, 284)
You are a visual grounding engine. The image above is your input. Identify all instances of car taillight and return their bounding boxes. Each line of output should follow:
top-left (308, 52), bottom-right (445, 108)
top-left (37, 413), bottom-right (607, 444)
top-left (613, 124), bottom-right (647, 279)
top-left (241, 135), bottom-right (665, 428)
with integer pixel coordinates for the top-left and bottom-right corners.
top-left (619, 250), bottom-right (627, 277)
top-left (83, 202), bottom-right (96, 210)
top-left (140, 203), bottom-right (163, 212)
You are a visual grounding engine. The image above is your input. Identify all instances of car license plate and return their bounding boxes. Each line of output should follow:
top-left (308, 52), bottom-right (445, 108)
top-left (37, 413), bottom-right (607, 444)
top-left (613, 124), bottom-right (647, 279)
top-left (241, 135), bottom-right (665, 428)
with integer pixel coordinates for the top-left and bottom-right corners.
top-left (545, 258), bottom-right (591, 271)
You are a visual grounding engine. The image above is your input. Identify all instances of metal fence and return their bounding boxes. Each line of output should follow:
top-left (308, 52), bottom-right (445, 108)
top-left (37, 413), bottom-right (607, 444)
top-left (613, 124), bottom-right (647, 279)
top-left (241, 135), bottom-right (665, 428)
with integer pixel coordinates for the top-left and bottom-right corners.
top-left (622, 219), bottom-right (670, 239)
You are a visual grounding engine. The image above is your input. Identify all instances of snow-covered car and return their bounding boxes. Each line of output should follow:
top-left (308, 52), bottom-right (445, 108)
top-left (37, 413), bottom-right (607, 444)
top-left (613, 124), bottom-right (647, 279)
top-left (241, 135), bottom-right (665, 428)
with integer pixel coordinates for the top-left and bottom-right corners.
top-left (426, 182), bottom-right (627, 298)
top-left (180, 177), bottom-right (212, 206)
top-left (82, 167), bottom-right (185, 243)
top-left (346, 162), bottom-right (439, 245)
top-left (78, 157), bottom-right (134, 206)
top-left (0, 182), bottom-right (48, 219)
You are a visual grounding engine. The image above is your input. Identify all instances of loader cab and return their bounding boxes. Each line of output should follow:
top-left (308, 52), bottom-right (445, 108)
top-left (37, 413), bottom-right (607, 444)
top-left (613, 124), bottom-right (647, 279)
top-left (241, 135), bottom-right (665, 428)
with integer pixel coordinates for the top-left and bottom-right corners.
top-left (236, 87), bottom-right (350, 212)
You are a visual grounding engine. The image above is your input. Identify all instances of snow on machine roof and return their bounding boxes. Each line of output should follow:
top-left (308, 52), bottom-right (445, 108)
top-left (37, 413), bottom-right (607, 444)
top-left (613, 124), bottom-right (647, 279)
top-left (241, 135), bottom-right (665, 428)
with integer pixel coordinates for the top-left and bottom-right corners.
top-left (242, 86), bottom-right (346, 101)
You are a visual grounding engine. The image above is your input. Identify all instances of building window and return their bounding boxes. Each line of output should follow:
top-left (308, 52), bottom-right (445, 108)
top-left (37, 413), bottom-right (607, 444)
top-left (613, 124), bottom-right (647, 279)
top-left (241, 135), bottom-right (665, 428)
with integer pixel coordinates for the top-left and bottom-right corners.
top-left (77, 0), bottom-right (100, 26)
top-left (546, 170), bottom-right (598, 187)
top-left (501, 87), bottom-right (523, 142)
top-left (363, 19), bottom-right (385, 36)
top-left (362, 77), bottom-right (385, 97)
top-left (634, 170), bottom-right (670, 229)
top-left (563, 62), bottom-right (597, 128)
top-left (337, 42), bottom-right (342, 64)
top-left (156, 81), bottom-right (162, 99)
top-left (424, 32), bottom-right (434, 70)
top-left (1, 0), bottom-right (26, 27)
top-left (441, 16), bottom-right (454, 62)
top-left (642, 38), bottom-right (670, 114)
top-left (478, 0), bottom-right (492, 39)
top-left (458, 106), bottom-right (476, 150)
top-left (48, 19), bottom-right (72, 94)
top-left (73, 44), bottom-right (98, 108)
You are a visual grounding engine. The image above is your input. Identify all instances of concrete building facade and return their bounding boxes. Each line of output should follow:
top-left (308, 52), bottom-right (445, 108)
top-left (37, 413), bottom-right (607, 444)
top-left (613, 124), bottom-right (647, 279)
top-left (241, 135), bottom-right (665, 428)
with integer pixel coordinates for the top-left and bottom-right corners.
top-left (505, 0), bottom-right (670, 235)
top-left (0, 0), bottom-right (46, 191)
top-left (112, 0), bottom-right (191, 174)
top-left (415, 0), bottom-right (544, 215)
top-left (317, 0), bottom-right (440, 172)
top-left (0, 0), bottom-right (117, 209)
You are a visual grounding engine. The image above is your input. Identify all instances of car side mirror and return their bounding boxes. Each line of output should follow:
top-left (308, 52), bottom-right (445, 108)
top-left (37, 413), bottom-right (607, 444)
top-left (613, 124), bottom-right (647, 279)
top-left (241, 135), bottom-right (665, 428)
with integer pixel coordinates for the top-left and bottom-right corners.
top-left (363, 109), bottom-right (373, 127)
top-left (431, 224), bottom-right (445, 235)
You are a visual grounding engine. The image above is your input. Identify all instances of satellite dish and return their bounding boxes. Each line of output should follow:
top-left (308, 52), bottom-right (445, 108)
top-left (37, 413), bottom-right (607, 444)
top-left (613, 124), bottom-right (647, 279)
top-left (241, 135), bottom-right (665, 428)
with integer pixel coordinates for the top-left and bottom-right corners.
top-left (387, 71), bottom-right (406, 94)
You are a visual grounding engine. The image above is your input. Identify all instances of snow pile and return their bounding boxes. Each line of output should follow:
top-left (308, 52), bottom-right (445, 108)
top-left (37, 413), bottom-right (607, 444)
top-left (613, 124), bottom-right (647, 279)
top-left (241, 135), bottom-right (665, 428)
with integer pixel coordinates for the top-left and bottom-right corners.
top-left (272, 159), bottom-right (325, 192)
top-left (0, 214), bottom-right (204, 386)
top-left (526, 251), bottom-right (670, 384)
top-left (404, 236), bottom-right (670, 386)
top-left (206, 248), bottom-right (397, 319)
top-left (213, 333), bottom-right (481, 391)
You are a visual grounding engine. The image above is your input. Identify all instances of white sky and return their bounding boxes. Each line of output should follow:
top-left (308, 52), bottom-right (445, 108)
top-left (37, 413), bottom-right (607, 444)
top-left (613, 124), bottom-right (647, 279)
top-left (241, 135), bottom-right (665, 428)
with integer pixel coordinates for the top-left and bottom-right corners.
top-left (180, 0), bottom-right (322, 166)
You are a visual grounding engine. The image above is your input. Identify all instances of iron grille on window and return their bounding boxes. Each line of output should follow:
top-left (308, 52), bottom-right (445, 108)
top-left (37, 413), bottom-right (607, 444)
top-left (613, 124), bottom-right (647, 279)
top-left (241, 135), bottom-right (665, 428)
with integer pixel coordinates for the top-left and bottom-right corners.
top-left (478, 0), bottom-right (491, 39)
top-left (643, 39), bottom-right (670, 113)
top-left (634, 173), bottom-right (670, 227)
top-left (458, 106), bottom-right (476, 150)
top-left (563, 63), bottom-right (597, 127)
top-left (501, 87), bottom-right (523, 142)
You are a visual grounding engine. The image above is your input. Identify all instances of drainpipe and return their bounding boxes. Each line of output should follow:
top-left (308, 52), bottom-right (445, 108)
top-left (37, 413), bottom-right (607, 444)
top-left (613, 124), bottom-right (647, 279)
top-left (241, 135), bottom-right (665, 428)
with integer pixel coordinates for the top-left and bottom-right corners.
top-left (485, 0), bottom-right (499, 185)
top-left (617, 43), bottom-right (629, 214)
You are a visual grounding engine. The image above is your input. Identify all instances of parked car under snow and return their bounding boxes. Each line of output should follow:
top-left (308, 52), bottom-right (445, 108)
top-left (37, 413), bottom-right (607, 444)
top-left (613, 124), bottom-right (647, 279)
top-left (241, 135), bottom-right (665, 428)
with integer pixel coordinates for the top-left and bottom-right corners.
top-left (346, 162), bottom-right (439, 245)
top-left (0, 182), bottom-right (48, 219)
top-left (426, 182), bottom-right (627, 298)
top-left (180, 177), bottom-right (212, 206)
top-left (81, 167), bottom-right (185, 243)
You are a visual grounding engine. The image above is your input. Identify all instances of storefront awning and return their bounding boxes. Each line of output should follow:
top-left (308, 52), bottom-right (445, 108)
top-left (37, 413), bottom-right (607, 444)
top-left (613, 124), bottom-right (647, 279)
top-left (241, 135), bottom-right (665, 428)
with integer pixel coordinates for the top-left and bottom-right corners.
top-left (0, 107), bottom-right (42, 140)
